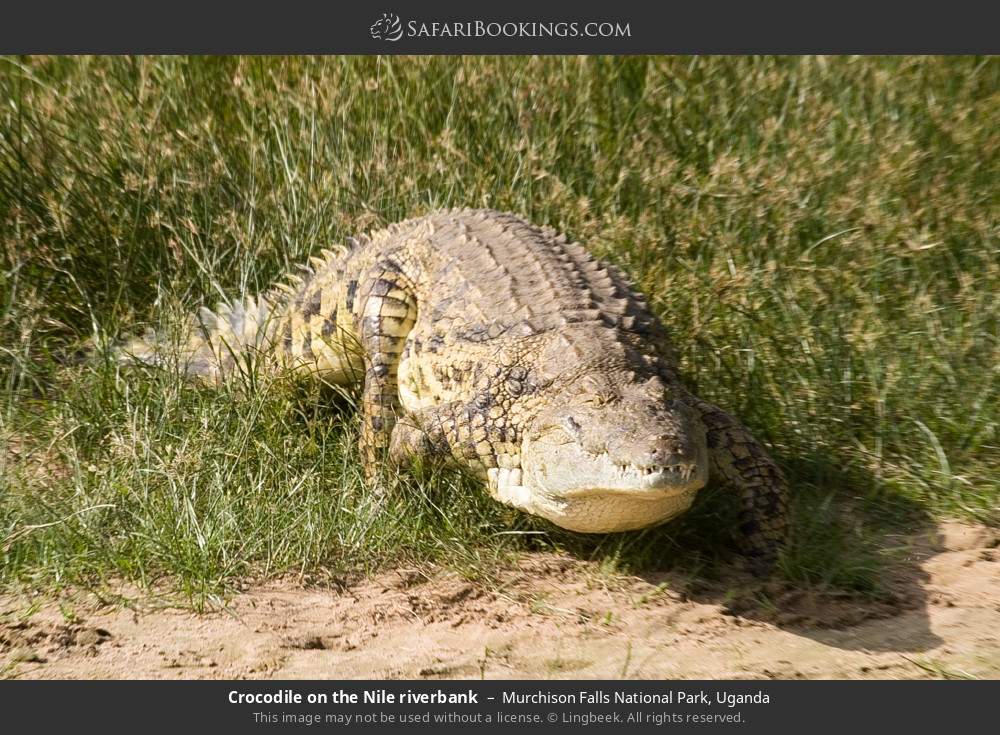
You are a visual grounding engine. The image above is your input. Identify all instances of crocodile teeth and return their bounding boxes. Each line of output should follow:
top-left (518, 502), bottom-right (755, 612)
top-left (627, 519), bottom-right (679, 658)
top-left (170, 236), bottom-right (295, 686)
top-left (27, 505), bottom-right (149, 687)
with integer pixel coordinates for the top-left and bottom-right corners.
top-left (488, 467), bottom-right (522, 490)
top-left (487, 467), bottom-right (528, 506)
top-left (603, 457), bottom-right (696, 480)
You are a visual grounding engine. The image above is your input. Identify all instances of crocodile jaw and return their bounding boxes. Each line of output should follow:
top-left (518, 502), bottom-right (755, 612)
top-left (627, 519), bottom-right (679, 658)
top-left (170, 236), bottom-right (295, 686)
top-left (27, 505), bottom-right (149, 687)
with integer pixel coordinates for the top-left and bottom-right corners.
top-left (488, 459), bottom-right (706, 533)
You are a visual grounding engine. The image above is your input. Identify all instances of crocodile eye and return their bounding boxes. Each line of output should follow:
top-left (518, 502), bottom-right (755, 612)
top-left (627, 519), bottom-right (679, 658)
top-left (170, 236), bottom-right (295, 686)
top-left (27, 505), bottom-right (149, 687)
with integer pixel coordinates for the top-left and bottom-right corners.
top-left (562, 416), bottom-right (583, 438)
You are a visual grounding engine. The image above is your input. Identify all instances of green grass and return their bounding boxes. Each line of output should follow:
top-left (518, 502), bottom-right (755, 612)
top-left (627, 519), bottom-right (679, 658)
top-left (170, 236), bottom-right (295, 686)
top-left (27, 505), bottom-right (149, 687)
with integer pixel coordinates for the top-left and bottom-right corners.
top-left (1, 56), bottom-right (997, 604)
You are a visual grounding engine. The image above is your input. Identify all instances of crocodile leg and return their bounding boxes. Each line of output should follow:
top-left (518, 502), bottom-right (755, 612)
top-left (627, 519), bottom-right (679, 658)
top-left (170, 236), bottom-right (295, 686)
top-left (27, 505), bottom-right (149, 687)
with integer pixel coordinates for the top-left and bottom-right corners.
top-left (389, 399), bottom-right (512, 481)
top-left (389, 401), bottom-right (533, 510)
top-left (687, 396), bottom-right (788, 569)
top-left (388, 410), bottom-right (452, 467)
top-left (356, 263), bottom-right (418, 475)
top-left (387, 399), bottom-right (490, 467)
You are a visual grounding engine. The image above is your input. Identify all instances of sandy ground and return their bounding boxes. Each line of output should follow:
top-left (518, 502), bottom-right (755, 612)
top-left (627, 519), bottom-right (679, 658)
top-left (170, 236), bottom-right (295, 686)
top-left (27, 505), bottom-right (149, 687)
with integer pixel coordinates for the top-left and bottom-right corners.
top-left (3, 521), bottom-right (999, 680)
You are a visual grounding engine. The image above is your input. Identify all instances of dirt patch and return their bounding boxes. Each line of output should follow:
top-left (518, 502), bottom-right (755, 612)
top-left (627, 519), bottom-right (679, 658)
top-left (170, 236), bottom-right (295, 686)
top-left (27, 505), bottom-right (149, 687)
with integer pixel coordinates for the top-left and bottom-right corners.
top-left (3, 521), bottom-right (999, 680)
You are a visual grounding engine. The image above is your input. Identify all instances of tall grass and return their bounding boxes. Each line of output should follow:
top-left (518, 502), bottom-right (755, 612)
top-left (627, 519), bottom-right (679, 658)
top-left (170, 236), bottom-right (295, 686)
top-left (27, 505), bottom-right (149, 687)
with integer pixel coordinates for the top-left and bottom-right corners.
top-left (1, 56), bottom-right (997, 602)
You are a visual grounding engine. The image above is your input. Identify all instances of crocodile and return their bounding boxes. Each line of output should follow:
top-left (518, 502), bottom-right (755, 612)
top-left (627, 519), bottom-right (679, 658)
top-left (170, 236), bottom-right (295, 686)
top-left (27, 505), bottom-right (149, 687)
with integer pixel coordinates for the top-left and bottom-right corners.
top-left (126, 209), bottom-right (788, 565)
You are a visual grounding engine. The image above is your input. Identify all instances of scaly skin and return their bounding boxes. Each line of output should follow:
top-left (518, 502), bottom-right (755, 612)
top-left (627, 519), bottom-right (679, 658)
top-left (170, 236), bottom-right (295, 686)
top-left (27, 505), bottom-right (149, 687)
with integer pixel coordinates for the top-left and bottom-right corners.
top-left (127, 209), bottom-right (788, 565)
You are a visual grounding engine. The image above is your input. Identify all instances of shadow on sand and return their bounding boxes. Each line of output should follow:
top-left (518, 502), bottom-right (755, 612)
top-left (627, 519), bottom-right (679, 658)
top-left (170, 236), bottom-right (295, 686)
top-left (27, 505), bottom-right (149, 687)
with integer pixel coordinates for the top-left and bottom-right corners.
top-left (568, 449), bottom-right (946, 654)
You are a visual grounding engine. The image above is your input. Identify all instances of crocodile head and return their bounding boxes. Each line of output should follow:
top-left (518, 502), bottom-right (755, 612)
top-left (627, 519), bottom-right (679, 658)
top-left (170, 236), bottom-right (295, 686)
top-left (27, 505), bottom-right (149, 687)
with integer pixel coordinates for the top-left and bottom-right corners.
top-left (490, 375), bottom-right (708, 533)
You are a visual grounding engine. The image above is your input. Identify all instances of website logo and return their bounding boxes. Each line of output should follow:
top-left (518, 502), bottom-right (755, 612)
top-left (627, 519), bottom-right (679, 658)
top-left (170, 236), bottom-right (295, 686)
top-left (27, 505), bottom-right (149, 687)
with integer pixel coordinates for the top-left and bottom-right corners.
top-left (370, 12), bottom-right (404, 42)
top-left (368, 15), bottom-right (632, 43)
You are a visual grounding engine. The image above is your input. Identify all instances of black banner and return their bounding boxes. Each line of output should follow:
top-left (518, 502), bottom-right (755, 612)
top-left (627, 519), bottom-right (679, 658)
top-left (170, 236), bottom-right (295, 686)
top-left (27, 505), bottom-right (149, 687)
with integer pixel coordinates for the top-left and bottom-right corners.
top-left (0, 0), bottom-right (997, 53)
top-left (2, 680), bottom-right (997, 732)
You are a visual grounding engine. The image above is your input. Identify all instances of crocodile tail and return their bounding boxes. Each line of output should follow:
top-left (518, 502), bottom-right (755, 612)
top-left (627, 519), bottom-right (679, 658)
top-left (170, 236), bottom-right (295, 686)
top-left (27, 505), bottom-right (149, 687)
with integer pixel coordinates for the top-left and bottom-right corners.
top-left (120, 293), bottom-right (279, 384)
